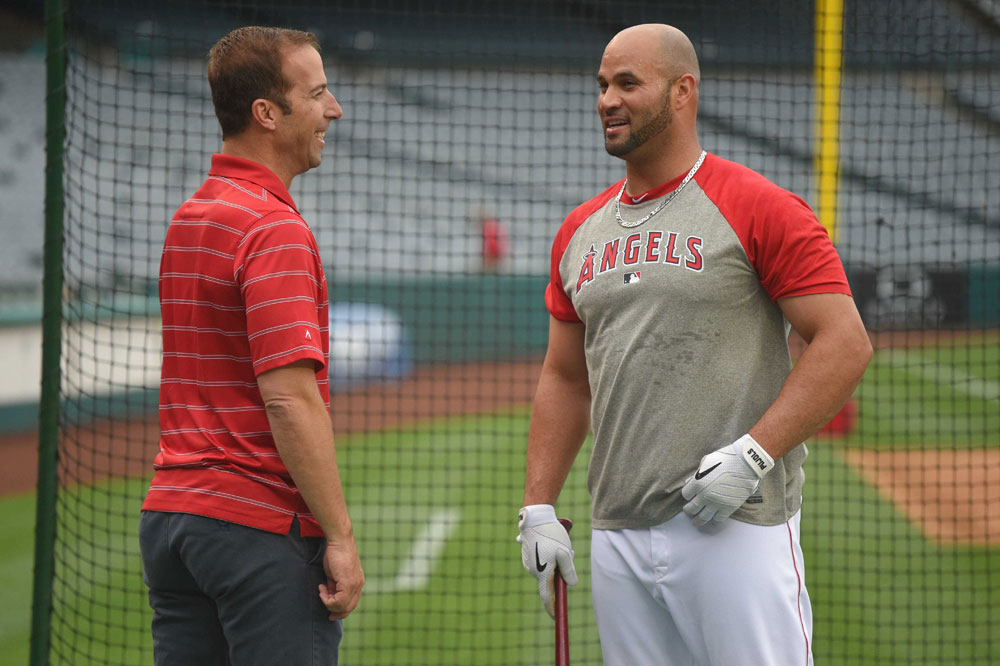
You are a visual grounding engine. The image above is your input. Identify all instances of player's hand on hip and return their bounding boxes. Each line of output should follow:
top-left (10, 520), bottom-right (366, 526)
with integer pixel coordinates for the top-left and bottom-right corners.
top-left (516, 504), bottom-right (577, 618)
top-left (318, 537), bottom-right (365, 620)
top-left (681, 434), bottom-right (774, 527)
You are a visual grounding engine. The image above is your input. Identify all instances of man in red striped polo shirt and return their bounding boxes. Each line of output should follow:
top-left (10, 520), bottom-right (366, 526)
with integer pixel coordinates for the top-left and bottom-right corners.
top-left (139, 26), bottom-right (363, 665)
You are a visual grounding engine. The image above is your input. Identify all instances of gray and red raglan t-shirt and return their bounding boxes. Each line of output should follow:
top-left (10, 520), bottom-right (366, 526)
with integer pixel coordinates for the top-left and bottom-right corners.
top-left (143, 154), bottom-right (330, 537)
top-left (546, 152), bottom-right (851, 529)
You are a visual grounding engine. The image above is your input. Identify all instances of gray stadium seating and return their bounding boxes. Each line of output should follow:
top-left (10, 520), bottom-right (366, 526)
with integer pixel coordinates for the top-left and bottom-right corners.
top-left (1, 53), bottom-right (997, 298)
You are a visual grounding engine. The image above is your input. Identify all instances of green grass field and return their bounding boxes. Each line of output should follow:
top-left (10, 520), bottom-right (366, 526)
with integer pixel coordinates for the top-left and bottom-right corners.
top-left (852, 341), bottom-right (999, 448)
top-left (0, 491), bottom-right (35, 666)
top-left (1, 340), bottom-right (998, 664)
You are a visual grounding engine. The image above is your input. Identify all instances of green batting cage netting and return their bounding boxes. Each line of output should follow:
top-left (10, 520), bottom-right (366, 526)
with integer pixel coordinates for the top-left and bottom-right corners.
top-left (2, 0), bottom-right (997, 663)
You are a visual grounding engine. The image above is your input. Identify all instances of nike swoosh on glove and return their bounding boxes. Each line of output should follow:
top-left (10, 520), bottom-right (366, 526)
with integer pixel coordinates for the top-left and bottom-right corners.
top-left (681, 434), bottom-right (774, 527)
top-left (516, 504), bottom-right (577, 618)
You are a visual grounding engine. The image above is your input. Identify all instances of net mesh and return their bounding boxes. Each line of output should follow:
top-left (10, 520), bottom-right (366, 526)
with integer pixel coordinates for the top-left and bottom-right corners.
top-left (11, 0), bottom-right (1000, 663)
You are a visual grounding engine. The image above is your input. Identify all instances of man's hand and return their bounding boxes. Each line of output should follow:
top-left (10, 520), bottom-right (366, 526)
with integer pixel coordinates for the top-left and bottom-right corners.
top-left (681, 434), bottom-right (774, 527)
top-left (516, 504), bottom-right (577, 618)
top-left (318, 537), bottom-right (364, 620)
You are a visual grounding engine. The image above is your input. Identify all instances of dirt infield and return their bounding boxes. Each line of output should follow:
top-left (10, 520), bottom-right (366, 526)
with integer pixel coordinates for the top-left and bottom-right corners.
top-left (843, 449), bottom-right (1000, 546)
top-left (0, 358), bottom-right (543, 496)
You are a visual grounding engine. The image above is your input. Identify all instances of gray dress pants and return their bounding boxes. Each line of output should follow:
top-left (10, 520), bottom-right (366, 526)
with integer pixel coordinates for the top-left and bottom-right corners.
top-left (139, 510), bottom-right (343, 666)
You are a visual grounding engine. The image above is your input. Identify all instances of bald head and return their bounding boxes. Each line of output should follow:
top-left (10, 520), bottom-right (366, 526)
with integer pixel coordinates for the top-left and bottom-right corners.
top-left (605, 24), bottom-right (700, 86)
top-left (596, 23), bottom-right (703, 176)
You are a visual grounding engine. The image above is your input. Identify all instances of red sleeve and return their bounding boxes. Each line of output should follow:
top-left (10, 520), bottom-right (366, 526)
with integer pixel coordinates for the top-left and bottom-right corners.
top-left (699, 159), bottom-right (850, 302)
top-left (545, 220), bottom-right (582, 323)
top-left (234, 214), bottom-right (327, 375)
top-left (748, 190), bottom-right (851, 301)
top-left (545, 181), bottom-right (622, 322)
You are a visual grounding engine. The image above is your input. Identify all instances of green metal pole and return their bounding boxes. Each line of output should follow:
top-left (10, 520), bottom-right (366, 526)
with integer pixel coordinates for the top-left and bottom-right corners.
top-left (30, 0), bottom-right (66, 664)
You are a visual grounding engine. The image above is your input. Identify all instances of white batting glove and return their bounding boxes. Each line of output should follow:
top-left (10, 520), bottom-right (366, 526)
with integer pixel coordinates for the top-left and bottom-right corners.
top-left (681, 434), bottom-right (774, 527)
top-left (516, 504), bottom-right (577, 618)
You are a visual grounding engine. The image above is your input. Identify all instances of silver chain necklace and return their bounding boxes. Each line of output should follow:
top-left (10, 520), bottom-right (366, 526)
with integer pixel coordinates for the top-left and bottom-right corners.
top-left (614, 150), bottom-right (707, 228)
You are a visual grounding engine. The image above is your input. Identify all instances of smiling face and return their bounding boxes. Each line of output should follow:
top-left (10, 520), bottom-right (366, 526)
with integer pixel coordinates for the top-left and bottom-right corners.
top-left (596, 30), bottom-right (676, 161)
top-left (273, 44), bottom-right (343, 178)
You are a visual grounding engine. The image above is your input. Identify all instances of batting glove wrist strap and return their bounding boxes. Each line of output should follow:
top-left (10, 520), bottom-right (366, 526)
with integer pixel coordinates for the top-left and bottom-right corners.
top-left (738, 433), bottom-right (774, 479)
top-left (518, 504), bottom-right (558, 529)
top-left (516, 504), bottom-right (578, 618)
top-left (680, 434), bottom-right (773, 526)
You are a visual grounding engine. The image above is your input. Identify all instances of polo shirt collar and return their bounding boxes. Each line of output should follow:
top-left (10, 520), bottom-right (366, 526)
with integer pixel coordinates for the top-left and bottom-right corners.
top-left (208, 154), bottom-right (299, 213)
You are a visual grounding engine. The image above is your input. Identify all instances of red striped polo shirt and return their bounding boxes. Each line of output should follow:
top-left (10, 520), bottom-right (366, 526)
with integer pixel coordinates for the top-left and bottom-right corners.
top-left (142, 154), bottom-right (329, 537)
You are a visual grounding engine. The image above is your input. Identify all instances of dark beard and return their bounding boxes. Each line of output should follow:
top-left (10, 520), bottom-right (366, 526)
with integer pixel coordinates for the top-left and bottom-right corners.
top-left (605, 91), bottom-right (673, 157)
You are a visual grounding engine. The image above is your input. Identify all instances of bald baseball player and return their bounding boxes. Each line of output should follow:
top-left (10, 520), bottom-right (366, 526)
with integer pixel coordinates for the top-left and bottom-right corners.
top-left (517, 24), bottom-right (871, 665)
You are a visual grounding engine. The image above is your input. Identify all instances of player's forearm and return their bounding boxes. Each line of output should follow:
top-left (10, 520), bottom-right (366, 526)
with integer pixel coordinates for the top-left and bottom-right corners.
top-left (266, 394), bottom-right (355, 543)
top-left (750, 319), bottom-right (872, 459)
top-left (523, 367), bottom-right (591, 506)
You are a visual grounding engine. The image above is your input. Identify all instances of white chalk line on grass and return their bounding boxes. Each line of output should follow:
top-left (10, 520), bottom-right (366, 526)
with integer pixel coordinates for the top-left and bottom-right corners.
top-left (880, 350), bottom-right (1000, 402)
top-left (363, 507), bottom-right (462, 594)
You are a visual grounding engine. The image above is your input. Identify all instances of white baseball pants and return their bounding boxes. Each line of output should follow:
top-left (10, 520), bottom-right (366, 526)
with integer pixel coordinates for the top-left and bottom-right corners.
top-left (591, 510), bottom-right (813, 666)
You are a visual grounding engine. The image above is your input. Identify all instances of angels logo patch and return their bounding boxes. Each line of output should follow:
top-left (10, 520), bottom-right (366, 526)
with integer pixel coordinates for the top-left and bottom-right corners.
top-left (575, 231), bottom-right (704, 294)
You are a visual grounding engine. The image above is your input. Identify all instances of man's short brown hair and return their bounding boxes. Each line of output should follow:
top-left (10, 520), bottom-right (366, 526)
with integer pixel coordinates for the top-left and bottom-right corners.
top-left (207, 26), bottom-right (320, 138)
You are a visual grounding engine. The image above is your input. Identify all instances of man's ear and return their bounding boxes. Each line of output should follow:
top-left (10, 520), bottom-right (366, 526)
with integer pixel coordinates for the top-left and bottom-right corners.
top-left (672, 73), bottom-right (698, 110)
top-left (250, 98), bottom-right (278, 131)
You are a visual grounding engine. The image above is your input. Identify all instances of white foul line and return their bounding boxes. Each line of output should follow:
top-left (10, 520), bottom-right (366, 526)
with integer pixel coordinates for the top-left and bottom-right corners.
top-left (366, 508), bottom-right (462, 594)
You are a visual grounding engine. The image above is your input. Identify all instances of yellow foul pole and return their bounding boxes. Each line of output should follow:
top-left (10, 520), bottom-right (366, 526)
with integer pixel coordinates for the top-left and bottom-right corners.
top-left (815, 0), bottom-right (844, 242)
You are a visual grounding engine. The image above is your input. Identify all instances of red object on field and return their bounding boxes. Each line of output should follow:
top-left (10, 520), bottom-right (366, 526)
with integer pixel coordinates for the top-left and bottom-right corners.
top-left (555, 518), bottom-right (573, 666)
top-left (819, 398), bottom-right (857, 436)
top-left (480, 217), bottom-right (508, 272)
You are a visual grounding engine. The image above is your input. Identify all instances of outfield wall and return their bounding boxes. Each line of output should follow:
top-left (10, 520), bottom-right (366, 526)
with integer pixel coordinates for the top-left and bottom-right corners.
top-left (0, 275), bottom-right (550, 434)
top-left (328, 274), bottom-right (549, 364)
